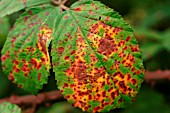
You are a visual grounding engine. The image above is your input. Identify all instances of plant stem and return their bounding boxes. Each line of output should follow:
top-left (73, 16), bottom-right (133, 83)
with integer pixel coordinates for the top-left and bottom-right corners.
top-left (0, 91), bottom-right (63, 105)
top-left (51, 0), bottom-right (69, 10)
top-left (0, 70), bottom-right (170, 106)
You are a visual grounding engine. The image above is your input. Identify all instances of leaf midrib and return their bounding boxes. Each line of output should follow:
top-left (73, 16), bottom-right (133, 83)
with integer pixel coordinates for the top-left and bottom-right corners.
top-left (67, 10), bottom-right (109, 76)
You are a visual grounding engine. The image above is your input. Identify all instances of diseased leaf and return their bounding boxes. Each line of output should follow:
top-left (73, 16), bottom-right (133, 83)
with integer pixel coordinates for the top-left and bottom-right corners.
top-left (52, 0), bottom-right (144, 112)
top-left (0, 102), bottom-right (21, 113)
top-left (1, 4), bottom-right (60, 94)
top-left (0, 0), bottom-right (50, 17)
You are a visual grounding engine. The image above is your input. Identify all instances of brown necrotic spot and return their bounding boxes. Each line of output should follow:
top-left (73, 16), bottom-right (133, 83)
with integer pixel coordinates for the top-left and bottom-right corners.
top-left (90, 24), bottom-right (99, 33)
top-left (131, 79), bottom-right (137, 85)
top-left (11, 38), bottom-right (17, 48)
top-left (64, 56), bottom-right (70, 60)
top-left (64, 15), bottom-right (69, 19)
top-left (111, 92), bottom-right (115, 99)
top-left (122, 54), bottom-right (135, 67)
top-left (131, 45), bottom-right (139, 52)
top-left (74, 7), bottom-right (81, 11)
top-left (136, 70), bottom-right (141, 74)
top-left (118, 81), bottom-right (128, 93)
top-left (98, 38), bottom-right (117, 56)
top-left (88, 95), bottom-right (92, 100)
top-left (84, 106), bottom-right (90, 111)
top-left (118, 40), bottom-right (125, 47)
top-left (108, 87), bottom-right (113, 92)
top-left (40, 58), bottom-right (45, 62)
top-left (8, 73), bottom-right (14, 82)
top-left (24, 16), bottom-right (29, 22)
top-left (66, 95), bottom-right (70, 99)
top-left (73, 61), bottom-right (89, 83)
top-left (19, 84), bottom-right (23, 88)
top-left (71, 50), bottom-right (76, 55)
top-left (28, 10), bottom-right (33, 15)
top-left (30, 58), bottom-right (38, 67)
top-left (22, 64), bottom-right (28, 72)
top-left (38, 73), bottom-right (42, 81)
top-left (13, 66), bottom-right (20, 73)
top-left (127, 74), bottom-right (131, 80)
top-left (13, 60), bottom-right (19, 65)
top-left (128, 87), bottom-right (132, 92)
top-left (126, 36), bottom-right (131, 41)
top-left (94, 106), bottom-right (101, 112)
top-left (105, 16), bottom-right (110, 22)
top-left (24, 73), bottom-right (28, 77)
top-left (63, 83), bottom-right (69, 88)
top-left (119, 81), bottom-right (126, 88)
top-left (131, 67), bottom-right (135, 72)
top-left (113, 71), bottom-right (124, 79)
top-left (1, 51), bottom-right (10, 62)
top-left (57, 47), bottom-right (64, 54)
top-left (102, 91), bottom-right (106, 97)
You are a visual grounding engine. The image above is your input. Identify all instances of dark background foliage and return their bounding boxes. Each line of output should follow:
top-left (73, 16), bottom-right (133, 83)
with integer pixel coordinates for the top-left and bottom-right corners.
top-left (0, 0), bottom-right (170, 112)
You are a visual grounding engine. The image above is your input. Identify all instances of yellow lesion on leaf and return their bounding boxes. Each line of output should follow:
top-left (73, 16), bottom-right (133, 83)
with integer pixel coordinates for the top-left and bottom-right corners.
top-left (36, 25), bottom-right (53, 68)
top-left (64, 28), bottom-right (122, 112)
top-left (87, 22), bottom-right (123, 57)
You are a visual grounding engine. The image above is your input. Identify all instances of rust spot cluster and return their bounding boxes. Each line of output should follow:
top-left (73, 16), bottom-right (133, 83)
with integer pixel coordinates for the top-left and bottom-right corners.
top-left (88, 22), bottom-right (123, 57)
top-left (60, 21), bottom-right (143, 113)
top-left (1, 51), bottom-right (10, 62)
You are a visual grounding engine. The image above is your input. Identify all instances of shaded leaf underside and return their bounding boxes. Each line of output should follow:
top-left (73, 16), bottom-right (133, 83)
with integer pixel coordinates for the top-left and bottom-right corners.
top-left (52, 0), bottom-right (144, 112)
top-left (0, 0), bottom-right (50, 17)
top-left (1, 4), bottom-right (60, 94)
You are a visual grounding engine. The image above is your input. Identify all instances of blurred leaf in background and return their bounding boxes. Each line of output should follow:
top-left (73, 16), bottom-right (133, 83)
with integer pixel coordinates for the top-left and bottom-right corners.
top-left (0, 17), bottom-right (10, 48)
top-left (0, 64), bottom-right (11, 98)
top-left (37, 102), bottom-right (86, 113)
top-left (121, 87), bottom-right (170, 113)
top-left (123, 0), bottom-right (170, 71)
top-left (0, 17), bottom-right (10, 98)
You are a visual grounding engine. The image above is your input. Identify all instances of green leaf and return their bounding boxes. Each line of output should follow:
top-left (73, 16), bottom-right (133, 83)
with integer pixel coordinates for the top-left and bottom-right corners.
top-left (162, 29), bottom-right (170, 51)
top-left (0, 66), bottom-right (10, 98)
top-left (52, 0), bottom-right (144, 112)
top-left (122, 87), bottom-right (170, 113)
top-left (0, 0), bottom-right (51, 17)
top-left (0, 102), bottom-right (21, 113)
top-left (41, 102), bottom-right (85, 113)
top-left (0, 17), bottom-right (10, 47)
top-left (1, 4), bottom-right (60, 94)
top-left (140, 42), bottom-right (162, 61)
